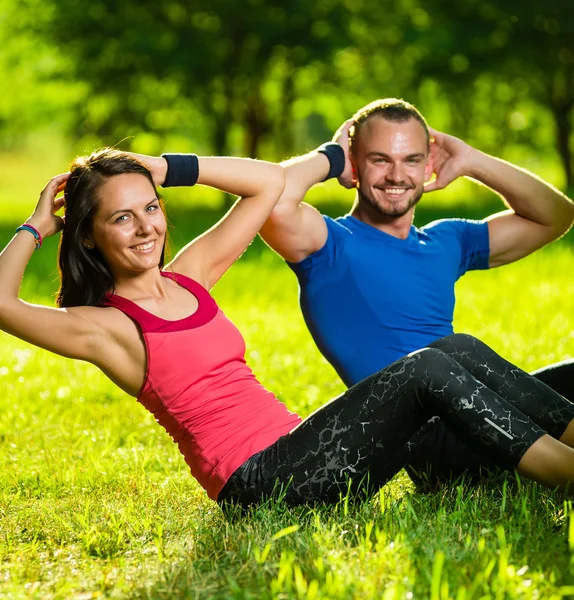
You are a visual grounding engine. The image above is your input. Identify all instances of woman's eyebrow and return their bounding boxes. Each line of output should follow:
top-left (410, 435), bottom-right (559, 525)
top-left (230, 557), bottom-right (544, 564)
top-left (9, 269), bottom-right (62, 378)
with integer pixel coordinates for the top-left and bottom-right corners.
top-left (107, 198), bottom-right (158, 218)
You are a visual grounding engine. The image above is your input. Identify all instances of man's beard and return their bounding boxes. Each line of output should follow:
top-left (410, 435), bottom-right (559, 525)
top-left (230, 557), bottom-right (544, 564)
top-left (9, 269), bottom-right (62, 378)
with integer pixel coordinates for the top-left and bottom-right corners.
top-left (358, 186), bottom-right (423, 219)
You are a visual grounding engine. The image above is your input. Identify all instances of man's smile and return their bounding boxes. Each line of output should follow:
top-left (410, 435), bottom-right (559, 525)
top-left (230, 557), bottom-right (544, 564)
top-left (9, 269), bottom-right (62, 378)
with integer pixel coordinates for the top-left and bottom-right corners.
top-left (375, 185), bottom-right (413, 199)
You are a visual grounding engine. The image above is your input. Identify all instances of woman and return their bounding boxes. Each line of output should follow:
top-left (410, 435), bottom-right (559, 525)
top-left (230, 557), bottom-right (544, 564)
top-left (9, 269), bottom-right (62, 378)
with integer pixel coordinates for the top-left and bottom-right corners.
top-left (1, 148), bottom-right (573, 508)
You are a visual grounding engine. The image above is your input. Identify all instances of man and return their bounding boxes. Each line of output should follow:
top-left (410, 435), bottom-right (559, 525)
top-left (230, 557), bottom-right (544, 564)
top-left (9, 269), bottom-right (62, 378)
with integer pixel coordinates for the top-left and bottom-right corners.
top-left (260, 98), bottom-right (574, 485)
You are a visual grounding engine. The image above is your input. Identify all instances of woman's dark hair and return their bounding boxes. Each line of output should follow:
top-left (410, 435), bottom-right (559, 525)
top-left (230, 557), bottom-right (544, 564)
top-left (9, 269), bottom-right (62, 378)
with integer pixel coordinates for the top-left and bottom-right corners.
top-left (57, 148), bottom-right (168, 307)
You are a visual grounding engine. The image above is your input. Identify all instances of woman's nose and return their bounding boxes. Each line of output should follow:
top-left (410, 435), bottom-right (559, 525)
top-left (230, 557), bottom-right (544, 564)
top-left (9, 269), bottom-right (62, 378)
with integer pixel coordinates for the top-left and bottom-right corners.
top-left (136, 215), bottom-right (154, 234)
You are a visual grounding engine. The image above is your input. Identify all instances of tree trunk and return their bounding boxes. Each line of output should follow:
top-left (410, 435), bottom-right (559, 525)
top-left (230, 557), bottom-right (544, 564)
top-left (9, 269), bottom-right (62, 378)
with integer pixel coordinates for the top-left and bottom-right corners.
top-left (552, 102), bottom-right (573, 190)
top-left (276, 68), bottom-right (296, 158)
top-left (212, 118), bottom-right (228, 156)
top-left (549, 69), bottom-right (574, 191)
top-left (205, 81), bottom-right (236, 209)
top-left (244, 85), bottom-right (269, 159)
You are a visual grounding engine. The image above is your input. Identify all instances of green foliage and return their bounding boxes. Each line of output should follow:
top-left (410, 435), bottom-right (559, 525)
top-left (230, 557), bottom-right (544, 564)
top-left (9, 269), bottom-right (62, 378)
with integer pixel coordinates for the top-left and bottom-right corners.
top-left (14, 0), bottom-right (357, 158)
top-left (2, 0), bottom-right (572, 188)
top-left (1, 7), bottom-right (574, 594)
top-left (411, 0), bottom-right (574, 186)
top-left (0, 0), bottom-right (86, 149)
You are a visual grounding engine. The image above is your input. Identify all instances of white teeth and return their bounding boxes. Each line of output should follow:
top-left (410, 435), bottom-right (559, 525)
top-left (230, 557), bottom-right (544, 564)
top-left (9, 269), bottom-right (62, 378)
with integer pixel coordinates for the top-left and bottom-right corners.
top-left (385, 188), bottom-right (407, 195)
top-left (133, 241), bottom-right (154, 251)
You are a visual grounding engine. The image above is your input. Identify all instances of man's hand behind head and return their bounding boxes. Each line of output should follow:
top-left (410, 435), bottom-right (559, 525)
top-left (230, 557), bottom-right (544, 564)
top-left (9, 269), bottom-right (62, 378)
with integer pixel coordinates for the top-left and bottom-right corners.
top-left (425, 127), bottom-right (474, 193)
top-left (332, 119), bottom-right (356, 189)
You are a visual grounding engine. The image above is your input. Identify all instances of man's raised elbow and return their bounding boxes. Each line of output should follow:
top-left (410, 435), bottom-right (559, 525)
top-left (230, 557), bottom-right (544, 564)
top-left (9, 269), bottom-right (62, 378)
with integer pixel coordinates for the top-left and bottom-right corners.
top-left (267, 176), bottom-right (305, 223)
top-left (567, 199), bottom-right (574, 226)
top-left (557, 199), bottom-right (574, 237)
top-left (267, 199), bottom-right (297, 226)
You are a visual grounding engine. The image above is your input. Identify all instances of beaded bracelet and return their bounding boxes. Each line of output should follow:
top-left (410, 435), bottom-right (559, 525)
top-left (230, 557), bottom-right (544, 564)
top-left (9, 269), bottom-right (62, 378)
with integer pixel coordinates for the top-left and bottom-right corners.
top-left (15, 224), bottom-right (43, 250)
top-left (316, 142), bottom-right (346, 181)
top-left (161, 153), bottom-right (199, 187)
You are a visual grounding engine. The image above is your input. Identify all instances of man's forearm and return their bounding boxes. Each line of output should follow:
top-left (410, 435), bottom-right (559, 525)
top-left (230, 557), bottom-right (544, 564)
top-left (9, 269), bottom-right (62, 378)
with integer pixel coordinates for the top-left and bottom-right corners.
top-left (278, 151), bottom-right (331, 209)
top-left (467, 151), bottom-right (574, 232)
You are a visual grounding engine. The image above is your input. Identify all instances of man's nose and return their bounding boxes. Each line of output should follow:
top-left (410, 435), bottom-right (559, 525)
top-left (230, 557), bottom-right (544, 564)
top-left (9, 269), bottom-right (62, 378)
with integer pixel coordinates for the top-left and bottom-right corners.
top-left (388, 162), bottom-right (406, 183)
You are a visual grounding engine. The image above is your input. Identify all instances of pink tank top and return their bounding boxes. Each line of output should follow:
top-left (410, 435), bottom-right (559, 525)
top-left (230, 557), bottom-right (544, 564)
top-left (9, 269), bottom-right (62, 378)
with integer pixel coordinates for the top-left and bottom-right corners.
top-left (104, 271), bottom-right (301, 500)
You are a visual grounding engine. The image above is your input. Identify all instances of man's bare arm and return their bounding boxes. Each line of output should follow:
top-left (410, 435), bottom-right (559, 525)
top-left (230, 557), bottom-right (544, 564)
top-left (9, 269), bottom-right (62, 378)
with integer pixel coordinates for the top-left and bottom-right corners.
top-left (260, 120), bottom-right (354, 263)
top-left (471, 153), bottom-right (574, 267)
top-left (426, 127), bottom-right (574, 267)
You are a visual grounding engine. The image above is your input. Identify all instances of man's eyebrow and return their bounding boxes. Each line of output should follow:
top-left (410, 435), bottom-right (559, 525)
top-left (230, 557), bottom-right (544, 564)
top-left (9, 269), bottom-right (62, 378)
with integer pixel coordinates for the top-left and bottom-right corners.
top-left (108, 198), bottom-right (158, 218)
top-left (367, 151), bottom-right (392, 159)
top-left (367, 151), bottom-right (426, 160)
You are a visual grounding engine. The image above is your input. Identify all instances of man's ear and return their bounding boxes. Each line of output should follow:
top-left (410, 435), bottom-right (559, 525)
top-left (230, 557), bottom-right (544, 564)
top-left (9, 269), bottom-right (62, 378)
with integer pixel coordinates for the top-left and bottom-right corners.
top-left (349, 152), bottom-right (358, 187)
top-left (424, 152), bottom-right (434, 182)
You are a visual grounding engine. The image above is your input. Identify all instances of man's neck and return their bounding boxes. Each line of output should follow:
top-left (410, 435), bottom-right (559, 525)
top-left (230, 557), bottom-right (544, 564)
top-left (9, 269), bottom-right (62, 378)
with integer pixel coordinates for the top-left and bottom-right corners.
top-left (350, 203), bottom-right (414, 240)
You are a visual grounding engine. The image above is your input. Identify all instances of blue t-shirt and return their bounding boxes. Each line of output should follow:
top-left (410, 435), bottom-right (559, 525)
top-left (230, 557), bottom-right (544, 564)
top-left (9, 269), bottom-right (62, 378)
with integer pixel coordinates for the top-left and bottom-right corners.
top-left (288, 215), bottom-right (490, 386)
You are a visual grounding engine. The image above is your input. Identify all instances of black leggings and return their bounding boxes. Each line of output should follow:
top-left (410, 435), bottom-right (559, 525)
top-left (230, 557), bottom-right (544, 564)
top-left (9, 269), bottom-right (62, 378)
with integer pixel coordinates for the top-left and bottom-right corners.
top-left (531, 359), bottom-right (574, 401)
top-left (219, 334), bottom-right (574, 507)
top-left (405, 338), bottom-right (574, 488)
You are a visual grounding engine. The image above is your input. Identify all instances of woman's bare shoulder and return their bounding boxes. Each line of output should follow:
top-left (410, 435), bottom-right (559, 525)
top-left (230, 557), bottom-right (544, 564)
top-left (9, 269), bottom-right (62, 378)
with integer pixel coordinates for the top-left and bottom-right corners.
top-left (69, 304), bottom-right (147, 396)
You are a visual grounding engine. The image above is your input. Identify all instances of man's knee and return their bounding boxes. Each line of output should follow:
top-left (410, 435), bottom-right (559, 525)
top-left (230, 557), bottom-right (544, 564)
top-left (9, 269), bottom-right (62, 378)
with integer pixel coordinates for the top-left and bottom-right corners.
top-left (410, 346), bottom-right (453, 370)
top-left (430, 333), bottom-right (481, 352)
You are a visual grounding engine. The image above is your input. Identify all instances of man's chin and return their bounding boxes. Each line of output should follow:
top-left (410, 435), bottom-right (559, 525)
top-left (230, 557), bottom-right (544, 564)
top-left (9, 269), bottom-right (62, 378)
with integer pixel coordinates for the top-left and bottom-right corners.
top-left (359, 190), bottom-right (423, 219)
top-left (383, 205), bottom-right (414, 218)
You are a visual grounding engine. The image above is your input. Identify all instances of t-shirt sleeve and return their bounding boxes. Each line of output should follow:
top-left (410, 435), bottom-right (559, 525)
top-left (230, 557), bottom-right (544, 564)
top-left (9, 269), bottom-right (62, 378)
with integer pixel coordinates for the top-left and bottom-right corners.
top-left (452, 218), bottom-right (490, 276)
top-left (427, 218), bottom-right (490, 278)
top-left (287, 216), bottom-right (346, 284)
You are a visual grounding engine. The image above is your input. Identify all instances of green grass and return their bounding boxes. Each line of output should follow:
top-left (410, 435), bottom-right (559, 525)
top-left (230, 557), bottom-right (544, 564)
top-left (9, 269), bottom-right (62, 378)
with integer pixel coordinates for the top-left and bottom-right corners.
top-left (1, 151), bottom-right (574, 598)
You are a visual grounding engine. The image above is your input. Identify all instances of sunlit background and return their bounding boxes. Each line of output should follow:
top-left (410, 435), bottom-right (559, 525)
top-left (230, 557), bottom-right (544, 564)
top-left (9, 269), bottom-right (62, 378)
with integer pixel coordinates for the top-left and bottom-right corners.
top-left (2, 2), bottom-right (574, 597)
top-left (1, 0), bottom-right (573, 215)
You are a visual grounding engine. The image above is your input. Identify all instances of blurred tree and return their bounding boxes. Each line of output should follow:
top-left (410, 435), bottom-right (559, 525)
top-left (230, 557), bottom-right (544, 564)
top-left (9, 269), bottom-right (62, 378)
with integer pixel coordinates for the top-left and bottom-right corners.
top-left (0, 0), bottom-right (85, 149)
top-left (5, 0), bottom-right (572, 192)
top-left (414, 0), bottom-right (574, 188)
top-left (26, 0), bottom-right (355, 159)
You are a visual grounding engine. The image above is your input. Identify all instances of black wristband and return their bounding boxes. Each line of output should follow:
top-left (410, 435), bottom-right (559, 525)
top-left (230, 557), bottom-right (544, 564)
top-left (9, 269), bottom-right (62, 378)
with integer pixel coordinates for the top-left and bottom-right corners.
top-left (316, 142), bottom-right (345, 181)
top-left (161, 153), bottom-right (199, 187)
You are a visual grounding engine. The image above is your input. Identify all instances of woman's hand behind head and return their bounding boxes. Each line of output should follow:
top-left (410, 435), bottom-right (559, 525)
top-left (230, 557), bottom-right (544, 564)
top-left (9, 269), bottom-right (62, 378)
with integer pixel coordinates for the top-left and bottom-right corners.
top-left (126, 153), bottom-right (168, 187)
top-left (28, 172), bottom-right (70, 238)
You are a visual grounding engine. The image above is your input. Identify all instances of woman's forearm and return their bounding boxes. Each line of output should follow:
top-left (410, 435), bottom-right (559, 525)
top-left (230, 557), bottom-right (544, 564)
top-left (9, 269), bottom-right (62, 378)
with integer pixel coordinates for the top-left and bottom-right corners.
top-left (130, 154), bottom-right (284, 199)
top-left (0, 231), bottom-right (36, 304)
top-left (196, 157), bottom-right (284, 199)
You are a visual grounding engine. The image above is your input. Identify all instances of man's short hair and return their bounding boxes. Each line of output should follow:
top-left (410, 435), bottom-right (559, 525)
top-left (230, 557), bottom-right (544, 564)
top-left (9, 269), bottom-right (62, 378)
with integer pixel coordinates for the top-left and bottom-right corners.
top-left (350, 98), bottom-right (430, 150)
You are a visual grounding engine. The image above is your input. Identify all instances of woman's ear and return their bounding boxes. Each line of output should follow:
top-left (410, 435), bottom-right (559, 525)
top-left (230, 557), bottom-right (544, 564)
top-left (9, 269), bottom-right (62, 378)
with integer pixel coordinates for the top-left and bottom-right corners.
top-left (82, 237), bottom-right (94, 250)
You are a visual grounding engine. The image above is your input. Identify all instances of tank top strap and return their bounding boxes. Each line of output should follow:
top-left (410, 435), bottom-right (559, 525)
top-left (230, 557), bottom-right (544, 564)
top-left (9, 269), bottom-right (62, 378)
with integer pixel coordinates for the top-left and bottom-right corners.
top-left (161, 270), bottom-right (213, 305)
top-left (102, 270), bottom-right (218, 333)
top-left (103, 293), bottom-right (156, 333)
top-left (160, 271), bottom-right (219, 328)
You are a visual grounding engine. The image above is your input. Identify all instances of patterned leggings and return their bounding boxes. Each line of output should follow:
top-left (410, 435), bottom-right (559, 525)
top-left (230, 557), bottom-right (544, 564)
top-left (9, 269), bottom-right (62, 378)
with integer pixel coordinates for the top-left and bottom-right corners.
top-left (531, 359), bottom-right (574, 402)
top-left (404, 338), bottom-right (574, 488)
top-left (218, 334), bottom-right (574, 507)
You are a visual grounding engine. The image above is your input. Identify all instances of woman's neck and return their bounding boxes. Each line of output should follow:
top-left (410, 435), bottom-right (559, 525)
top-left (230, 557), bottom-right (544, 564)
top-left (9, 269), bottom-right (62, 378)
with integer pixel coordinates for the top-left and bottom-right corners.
top-left (111, 267), bottom-right (167, 301)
